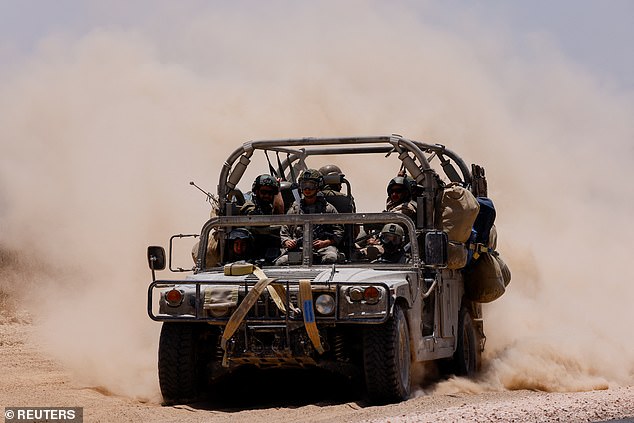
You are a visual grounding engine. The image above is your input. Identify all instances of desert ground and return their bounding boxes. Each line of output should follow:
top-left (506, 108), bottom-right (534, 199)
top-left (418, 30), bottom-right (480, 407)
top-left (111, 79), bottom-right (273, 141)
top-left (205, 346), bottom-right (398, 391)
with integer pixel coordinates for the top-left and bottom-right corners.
top-left (2, 313), bottom-right (633, 423)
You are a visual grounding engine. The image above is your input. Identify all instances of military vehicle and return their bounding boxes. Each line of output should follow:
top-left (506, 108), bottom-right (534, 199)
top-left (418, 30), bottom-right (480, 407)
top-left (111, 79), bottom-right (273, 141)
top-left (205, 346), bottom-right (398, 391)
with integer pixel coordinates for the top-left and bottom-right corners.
top-left (146, 135), bottom-right (510, 404)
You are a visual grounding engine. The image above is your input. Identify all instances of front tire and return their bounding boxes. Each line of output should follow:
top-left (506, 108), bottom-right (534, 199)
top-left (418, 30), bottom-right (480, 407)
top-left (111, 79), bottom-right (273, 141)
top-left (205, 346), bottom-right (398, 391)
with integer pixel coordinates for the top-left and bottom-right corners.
top-left (363, 304), bottom-right (411, 403)
top-left (158, 323), bottom-right (204, 404)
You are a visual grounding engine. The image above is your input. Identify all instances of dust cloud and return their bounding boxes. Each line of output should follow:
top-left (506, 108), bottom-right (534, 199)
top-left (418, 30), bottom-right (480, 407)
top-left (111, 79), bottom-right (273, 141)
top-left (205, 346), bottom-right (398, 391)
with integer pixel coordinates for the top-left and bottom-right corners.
top-left (0, 2), bottom-right (632, 401)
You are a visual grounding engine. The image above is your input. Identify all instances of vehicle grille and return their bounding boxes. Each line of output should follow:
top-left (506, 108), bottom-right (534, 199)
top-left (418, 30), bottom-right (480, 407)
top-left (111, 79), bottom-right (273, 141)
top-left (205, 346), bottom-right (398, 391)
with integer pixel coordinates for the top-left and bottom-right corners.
top-left (240, 289), bottom-right (299, 319)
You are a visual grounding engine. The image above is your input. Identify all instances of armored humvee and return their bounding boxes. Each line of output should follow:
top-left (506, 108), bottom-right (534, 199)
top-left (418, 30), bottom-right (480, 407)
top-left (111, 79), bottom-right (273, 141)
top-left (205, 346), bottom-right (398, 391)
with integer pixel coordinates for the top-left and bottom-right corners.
top-left (146, 135), bottom-right (510, 404)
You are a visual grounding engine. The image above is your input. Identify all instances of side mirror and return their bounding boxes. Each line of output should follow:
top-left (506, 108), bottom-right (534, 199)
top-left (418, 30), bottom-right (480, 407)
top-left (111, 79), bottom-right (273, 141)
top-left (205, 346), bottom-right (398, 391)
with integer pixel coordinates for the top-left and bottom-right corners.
top-left (147, 246), bottom-right (166, 271)
top-left (421, 231), bottom-right (447, 267)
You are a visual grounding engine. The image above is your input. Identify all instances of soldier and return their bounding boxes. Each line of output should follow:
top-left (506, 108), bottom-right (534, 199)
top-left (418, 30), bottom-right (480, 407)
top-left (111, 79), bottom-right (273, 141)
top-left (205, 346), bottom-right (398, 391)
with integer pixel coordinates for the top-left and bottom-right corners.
top-left (319, 164), bottom-right (344, 194)
top-left (239, 174), bottom-right (283, 262)
top-left (361, 175), bottom-right (417, 250)
top-left (319, 164), bottom-right (356, 213)
top-left (276, 169), bottom-right (343, 265)
top-left (357, 223), bottom-right (407, 263)
top-left (385, 176), bottom-right (417, 222)
top-left (225, 228), bottom-right (255, 263)
top-left (240, 174), bottom-right (283, 216)
top-left (373, 223), bottom-right (407, 263)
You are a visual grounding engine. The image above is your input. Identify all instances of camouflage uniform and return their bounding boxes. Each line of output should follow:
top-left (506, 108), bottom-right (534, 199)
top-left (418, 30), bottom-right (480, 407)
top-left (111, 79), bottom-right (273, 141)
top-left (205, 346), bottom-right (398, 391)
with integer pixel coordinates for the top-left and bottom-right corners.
top-left (375, 223), bottom-right (407, 263)
top-left (276, 195), bottom-right (344, 264)
top-left (358, 223), bottom-right (408, 263)
top-left (238, 175), bottom-right (282, 262)
top-left (357, 177), bottom-right (417, 253)
top-left (239, 196), bottom-right (275, 216)
top-left (385, 198), bottom-right (417, 222)
top-left (384, 175), bottom-right (418, 223)
top-left (319, 164), bottom-right (356, 213)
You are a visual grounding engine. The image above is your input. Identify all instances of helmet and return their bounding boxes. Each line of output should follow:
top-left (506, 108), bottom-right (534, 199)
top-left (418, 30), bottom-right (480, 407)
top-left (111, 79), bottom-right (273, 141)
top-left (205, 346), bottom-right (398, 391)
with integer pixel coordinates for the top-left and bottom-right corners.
top-left (319, 164), bottom-right (344, 191)
top-left (318, 164), bottom-right (343, 176)
top-left (299, 169), bottom-right (323, 189)
top-left (252, 174), bottom-right (279, 194)
top-left (380, 223), bottom-right (404, 246)
top-left (386, 176), bottom-right (412, 198)
top-left (228, 228), bottom-right (254, 241)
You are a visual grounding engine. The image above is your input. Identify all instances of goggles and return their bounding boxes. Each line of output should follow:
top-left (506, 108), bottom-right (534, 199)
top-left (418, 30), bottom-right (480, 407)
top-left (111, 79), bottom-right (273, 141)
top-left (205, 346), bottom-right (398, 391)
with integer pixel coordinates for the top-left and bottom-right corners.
top-left (380, 233), bottom-right (402, 246)
top-left (300, 180), bottom-right (319, 191)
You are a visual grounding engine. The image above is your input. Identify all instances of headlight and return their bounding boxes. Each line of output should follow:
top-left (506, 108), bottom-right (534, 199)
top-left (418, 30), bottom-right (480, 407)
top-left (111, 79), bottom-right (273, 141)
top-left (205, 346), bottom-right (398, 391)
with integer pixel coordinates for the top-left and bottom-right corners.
top-left (349, 286), bottom-right (364, 301)
top-left (315, 294), bottom-right (336, 316)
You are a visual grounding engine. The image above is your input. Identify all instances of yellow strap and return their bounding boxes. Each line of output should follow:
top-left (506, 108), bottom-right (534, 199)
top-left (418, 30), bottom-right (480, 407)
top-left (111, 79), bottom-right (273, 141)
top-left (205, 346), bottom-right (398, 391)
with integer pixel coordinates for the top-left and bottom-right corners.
top-left (221, 276), bottom-right (276, 350)
top-left (221, 267), bottom-right (323, 368)
top-left (299, 279), bottom-right (324, 354)
top-left (252, 266), bottom-right (267, 280)
top-left (266, 284), bottom-right (300, 314)
top-left (253, 266), bottom-right (300, 314)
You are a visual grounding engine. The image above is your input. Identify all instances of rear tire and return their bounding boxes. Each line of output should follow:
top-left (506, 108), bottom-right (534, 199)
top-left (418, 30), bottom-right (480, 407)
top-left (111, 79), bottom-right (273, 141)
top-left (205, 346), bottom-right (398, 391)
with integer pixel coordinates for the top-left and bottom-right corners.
top-left (453, 307), bottom-right (481, 376)
top-left (363, 304), bottom-right (411, 403)
top-left (158, 323), bottom-right (205, 404)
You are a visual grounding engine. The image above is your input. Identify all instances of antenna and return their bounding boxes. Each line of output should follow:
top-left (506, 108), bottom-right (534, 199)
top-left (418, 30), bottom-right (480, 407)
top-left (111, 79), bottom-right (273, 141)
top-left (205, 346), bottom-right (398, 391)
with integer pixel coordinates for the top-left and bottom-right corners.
top-left (189, 181), bottom-right (219, 207)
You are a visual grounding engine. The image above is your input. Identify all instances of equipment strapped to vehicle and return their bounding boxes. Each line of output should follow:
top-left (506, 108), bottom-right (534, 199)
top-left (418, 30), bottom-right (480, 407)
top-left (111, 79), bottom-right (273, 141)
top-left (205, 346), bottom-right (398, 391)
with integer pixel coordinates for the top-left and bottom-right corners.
top-left (219, 264), bottom-right (324, 367)
top-left (299, 279), bottom-right (325, 354)
top-left (442, 183), bottom-right (480, 243)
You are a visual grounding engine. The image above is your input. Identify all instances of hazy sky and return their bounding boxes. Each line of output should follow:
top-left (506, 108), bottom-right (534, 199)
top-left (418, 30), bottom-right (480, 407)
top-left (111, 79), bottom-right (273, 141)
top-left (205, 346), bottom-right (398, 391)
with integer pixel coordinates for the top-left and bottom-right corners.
top-left (1, 1), bottom-right (632, 90)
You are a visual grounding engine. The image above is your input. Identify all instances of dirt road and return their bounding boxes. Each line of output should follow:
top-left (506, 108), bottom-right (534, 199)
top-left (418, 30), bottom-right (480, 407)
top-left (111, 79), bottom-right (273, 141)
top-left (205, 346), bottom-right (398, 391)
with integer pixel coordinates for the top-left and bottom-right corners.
top-left (1, 319), bottom-right (633, 423)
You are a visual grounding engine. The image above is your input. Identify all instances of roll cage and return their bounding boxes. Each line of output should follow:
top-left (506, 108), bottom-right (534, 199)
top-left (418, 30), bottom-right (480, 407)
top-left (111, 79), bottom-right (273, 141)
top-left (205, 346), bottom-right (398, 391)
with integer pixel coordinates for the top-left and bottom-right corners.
top-left (216, 134), bottom-right (472, 217)
top-left (188, 135), bottom-right (476, 274)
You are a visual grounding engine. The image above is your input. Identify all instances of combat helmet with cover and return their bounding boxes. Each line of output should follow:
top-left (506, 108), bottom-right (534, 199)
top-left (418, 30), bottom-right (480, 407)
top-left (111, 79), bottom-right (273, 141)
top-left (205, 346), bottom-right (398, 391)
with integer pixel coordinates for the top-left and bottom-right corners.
top-left (380, 223), bottom-right (405, 246)
top-left (252, 174), bottom-right (280, 194)
top-left (228, 227), bottom-right (254, 241)
top-left (386, 176), bottom-right (412, 200)
top-left (299, 168), bottom-right (323, 189)
top-left (319, 164), bottom-right (344, 192)
top-left (319, 164), bottom-right (343, 177)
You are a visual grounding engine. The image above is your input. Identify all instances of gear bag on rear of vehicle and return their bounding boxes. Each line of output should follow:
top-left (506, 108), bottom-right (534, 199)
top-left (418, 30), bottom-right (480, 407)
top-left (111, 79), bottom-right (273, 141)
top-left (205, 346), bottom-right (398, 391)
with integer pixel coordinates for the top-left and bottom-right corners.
top-left (442, 183), bottom-right (480, 243)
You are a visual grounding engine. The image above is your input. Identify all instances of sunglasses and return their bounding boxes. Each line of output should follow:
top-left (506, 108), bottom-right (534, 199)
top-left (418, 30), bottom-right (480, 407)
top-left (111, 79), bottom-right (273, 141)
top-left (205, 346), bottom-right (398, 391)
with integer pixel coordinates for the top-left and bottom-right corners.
top-left (390, 188), bottom-right (405, 194)
top-left (259, 188), bottom-right (276, 196)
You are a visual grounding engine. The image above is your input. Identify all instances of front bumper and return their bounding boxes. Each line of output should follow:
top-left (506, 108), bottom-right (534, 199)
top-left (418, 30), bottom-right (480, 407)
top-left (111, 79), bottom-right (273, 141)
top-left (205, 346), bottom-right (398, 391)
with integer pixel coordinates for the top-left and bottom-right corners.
top-left (148, 279), bottom-right (390, 324)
